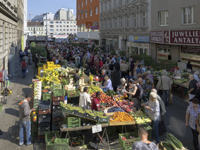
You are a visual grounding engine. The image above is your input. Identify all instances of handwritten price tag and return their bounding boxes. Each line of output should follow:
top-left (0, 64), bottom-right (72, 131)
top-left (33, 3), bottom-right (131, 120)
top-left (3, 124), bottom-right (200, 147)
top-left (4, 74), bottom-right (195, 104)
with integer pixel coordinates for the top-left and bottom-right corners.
top-left (92, 124), bottom-right (102, 134)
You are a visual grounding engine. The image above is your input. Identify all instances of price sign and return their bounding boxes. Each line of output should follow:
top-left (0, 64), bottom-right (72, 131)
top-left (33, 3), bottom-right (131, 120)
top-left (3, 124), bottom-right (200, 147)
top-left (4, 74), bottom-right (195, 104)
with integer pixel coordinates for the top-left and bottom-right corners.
top-left (92, 124), bottom-right (102, 134)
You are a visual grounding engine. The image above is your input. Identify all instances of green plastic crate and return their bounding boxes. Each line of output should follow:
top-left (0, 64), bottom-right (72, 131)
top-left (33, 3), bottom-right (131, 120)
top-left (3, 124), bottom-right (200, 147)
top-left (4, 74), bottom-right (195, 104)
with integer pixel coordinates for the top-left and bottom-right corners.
top-left (43, 92), bottom-right (52, 101)
top-left (64, 116), bottom-right (81, 128)
top-left (53, 84), bottom-right (65, 97)
top-left (119, 132), bottom-right (140, 149)
top-left (45, 131), bottom-right (69, 150)
top-left (67, 90), bottom-right (80, 98)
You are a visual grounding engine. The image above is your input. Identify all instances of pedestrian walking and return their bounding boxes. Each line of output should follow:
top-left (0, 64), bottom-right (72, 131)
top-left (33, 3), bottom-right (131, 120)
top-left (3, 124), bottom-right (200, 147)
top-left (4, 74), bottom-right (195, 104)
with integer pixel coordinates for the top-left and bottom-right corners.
top-left (21, 59), bottom-right (27, 78)
top-left (19, 95), bottom-right (35, 146)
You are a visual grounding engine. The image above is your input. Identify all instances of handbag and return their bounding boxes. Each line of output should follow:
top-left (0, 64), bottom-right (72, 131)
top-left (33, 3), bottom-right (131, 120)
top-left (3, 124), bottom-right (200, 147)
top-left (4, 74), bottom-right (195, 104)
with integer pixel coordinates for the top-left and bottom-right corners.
top-left (159, 115), bottom-right (167, 136)
top-left (26, 69), bottom-right (29, 73)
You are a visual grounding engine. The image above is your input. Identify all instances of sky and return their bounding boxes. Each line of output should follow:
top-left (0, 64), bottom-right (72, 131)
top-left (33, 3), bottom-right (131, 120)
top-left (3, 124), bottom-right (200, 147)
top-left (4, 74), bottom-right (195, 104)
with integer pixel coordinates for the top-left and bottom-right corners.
top-left (27, 0), bottom-right (76, 20)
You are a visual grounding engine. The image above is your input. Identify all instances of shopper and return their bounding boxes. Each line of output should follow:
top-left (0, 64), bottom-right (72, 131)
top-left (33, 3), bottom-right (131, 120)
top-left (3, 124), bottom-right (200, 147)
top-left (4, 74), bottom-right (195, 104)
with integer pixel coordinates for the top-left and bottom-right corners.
top-left (120, 61), bottom-right (128, 78)
top-left (187, 61), bottom-right (193, 72)
top-left (132, 128), bottom-right (159, 150)
top-left (126, 72), bottom-right (134, 83)
top-left (185, 98), bottom-right (200, 150)
top-left (21, 59), bottom-right (27, 78)
top-left (188, 74), bottom-right (198, 102)
top-left (91, 92), bottom-right (105, 111)
top-left (73, 69), bottom-right (83, 88)
top-left (156, 70), bottom-right (171, 106)
top-left (23, 54), bottom-right (29, 67)
top-left (194, 71), bottom-right (200, 82)
top-left (19, 95), bottom-right (35, 146)
top-left (102, 75), bottom-right (113, 91)
top-left (105, 66), bottom-right (111, 79)
top-left (142, 92), bottom-right (160, 144)
top-left (99, 69), bottom-right (106, 86)
top-left (117, 78), bottom-right (127, 95)
top-left (79, 87), bottom-right (91, 109)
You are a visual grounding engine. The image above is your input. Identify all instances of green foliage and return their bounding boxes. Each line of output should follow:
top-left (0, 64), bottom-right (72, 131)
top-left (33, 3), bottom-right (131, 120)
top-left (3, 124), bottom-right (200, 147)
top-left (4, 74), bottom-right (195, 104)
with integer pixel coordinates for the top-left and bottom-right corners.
top-left (61, 78), bottom-right (69, 85)
top-left (119, 50), bottom-right (126, 56)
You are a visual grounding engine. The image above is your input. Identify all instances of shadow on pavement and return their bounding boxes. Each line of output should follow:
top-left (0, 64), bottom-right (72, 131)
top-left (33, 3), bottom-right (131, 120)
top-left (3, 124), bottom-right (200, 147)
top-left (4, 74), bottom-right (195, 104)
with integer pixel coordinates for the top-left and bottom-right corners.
top-left (5, 108), bottom-right (19, 117)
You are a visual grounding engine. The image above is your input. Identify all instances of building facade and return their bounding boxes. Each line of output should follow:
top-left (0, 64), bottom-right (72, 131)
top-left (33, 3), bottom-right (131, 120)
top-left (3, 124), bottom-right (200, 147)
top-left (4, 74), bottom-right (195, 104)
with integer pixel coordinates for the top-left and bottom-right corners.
top-left (100, 0), bottom-right (151, 54)
top-left (77, 0), bottom-right (100, 45)
top-left (27, 22), bottom-right (45, 36)
top-left (0, 0), bottom-right (26, 91)
top-left (150, 0), bottom-right (200, 70)
top-left (30, 8), bottom-right (77, 36)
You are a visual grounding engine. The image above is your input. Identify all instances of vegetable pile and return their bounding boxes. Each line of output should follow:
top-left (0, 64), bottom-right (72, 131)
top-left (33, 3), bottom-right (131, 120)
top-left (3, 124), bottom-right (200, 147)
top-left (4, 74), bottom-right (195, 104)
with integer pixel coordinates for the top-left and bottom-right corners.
top-left (107, 107), bottom-right (125, 113)
top-left (105, 90), bottom-right (118, 96)
top-left (88, 85), bottom-right (102, 94)
top-left (110, 112), bottom-right (134, 122)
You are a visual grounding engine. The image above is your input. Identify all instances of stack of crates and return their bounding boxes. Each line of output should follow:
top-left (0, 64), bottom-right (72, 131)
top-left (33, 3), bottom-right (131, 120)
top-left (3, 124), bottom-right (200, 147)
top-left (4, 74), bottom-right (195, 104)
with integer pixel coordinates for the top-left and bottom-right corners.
top-left (64, 115), bottom-right (81, 128)
top-left (37, 100), bottom-right (51, 142)
top-left (53, 84), bottom-right (65, 97)
top-left (51, 96), bottom-right (64, 131)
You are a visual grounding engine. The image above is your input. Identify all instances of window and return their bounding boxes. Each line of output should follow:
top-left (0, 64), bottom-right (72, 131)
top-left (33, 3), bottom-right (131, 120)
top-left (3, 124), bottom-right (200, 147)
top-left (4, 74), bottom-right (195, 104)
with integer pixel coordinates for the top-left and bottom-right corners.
top-left (74, 22), bottom-right (76, 23)
top-left (85, 12), bottom-right (87, 18)
top-left (60, 25), bottom-right (62, 27)
top-left (60, 21), bottom-right (62, 23)
top-left (56, 29), bottom-right (59, 31)
top-left (67, 22), bottom-right (69, 23)
top-left (50, 21), bottom-right (54, 24)
top-left (63, 25), bottom-right (65, 27)
top-left (70, 25), bottom-right (72, 27)
top-left (182, 7), bottom-right (194, 24)
top-left (114, 0), bottom-right (117, 8)
top-left (127, 16), bottom-right (129, 27)
top-left (119, 0), bottom-right (122, 6)
top-left (60, 29), bottom-right (62, 31)
top-left (95, 7), bottom-right (98, 14)
top-left (85, 0), bottom-right (87, 5)
top-left (115, 19), bottom-right (117, 28)
top-left (110, 20), bottom-right (112, 28)
top-left (74, 25), bottom-right (76, 27)
top-left (159, 11), bottom-right (169, 26)
top-left (78, 15), bottom-right (80, 20)
top-left (70, 22), bottom-right (72, 23)
top-left (142, 13), bottom-right (146, 26)
top-left (78, 4), bottom-right (80, 9)
top-left (70, 29), bottom-right (72, 31)
top-left (105, 2), bottom-right (107, 11)
top-left (109, 1), bottom-right (112, 9)
top-left (56, 25), bottom-right (59, 27)
top-left (121, 17), bottom-right (123, 28)
top-left (134, 14), bottom-right (137, 27)
top-left (50, 25), bottom-right (54, 28)
top-left (50, 29), bottom-right (54, 32)
top-left (90, 0), bottom-right (92, 2)
top-left (81, 2), bottom-right (83, 7)
top-left (90, 9), bottom-right (92, 16)
top-left (63, 29), bottom-right (65, 31)
top-left (67, 25), bottom-right (69, 27)
top-left (41, 32), bottom-right (43, 34)
top-left (126, 0), bottom-right (129, 4)
top-left (81, 13), bottom-right (83, 19)
top-left (74, 29), bottom-right (76, 31)
top-left (67, 29), bottom-right (69, 31)
top-left (63, 21), bottom-right (65, 23)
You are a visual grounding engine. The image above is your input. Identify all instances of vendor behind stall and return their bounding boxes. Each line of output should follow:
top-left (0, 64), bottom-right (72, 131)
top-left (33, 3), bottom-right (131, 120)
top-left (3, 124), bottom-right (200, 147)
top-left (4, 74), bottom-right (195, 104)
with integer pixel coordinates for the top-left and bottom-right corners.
top-left (91, 92), bottom-right (105, 111)
top-left (73, 69), bottom-right (83, 89)
top-left (79, 87), bottom-right (91, 109)
top-left (173, 67), bottom-right (181, 76)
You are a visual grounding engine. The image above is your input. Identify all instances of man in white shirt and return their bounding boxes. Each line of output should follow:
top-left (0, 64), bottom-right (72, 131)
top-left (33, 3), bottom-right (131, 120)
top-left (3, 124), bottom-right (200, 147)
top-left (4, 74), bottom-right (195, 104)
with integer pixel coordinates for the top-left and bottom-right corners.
top-left (79, 87), bottom-right (91, 109)
top-left (194, 71), bottom-right (200, 82)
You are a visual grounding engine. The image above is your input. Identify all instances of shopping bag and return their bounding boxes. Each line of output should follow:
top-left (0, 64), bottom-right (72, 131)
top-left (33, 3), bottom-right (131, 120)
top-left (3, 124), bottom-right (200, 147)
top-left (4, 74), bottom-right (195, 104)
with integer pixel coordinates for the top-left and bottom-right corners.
top-left (159, 116), bottom-right (166, 136)
top-left (26, 69), bottom-right (29, 73)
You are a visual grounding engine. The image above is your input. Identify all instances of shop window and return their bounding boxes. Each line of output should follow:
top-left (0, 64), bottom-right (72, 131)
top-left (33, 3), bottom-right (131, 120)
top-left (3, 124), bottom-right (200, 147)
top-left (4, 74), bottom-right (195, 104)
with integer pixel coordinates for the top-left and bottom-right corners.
top-left (159, 11), bottom-right (169, 26)
top-left (182, 7), bottom-right (194, 24)
top-left (157, 44), bottom-right (171, 60)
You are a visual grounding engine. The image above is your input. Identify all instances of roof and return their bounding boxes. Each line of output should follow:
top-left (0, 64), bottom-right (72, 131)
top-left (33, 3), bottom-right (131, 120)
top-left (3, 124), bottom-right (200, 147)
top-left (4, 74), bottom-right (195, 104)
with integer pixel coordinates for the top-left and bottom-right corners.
top-left (27, 22), bottom-right (43, 26)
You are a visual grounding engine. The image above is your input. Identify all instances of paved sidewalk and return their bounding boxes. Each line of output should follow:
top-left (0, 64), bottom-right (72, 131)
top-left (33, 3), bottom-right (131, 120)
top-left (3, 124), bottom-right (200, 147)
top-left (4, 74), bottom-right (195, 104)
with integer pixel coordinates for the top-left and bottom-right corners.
top-left (0, 64), bottom-right (35, 150)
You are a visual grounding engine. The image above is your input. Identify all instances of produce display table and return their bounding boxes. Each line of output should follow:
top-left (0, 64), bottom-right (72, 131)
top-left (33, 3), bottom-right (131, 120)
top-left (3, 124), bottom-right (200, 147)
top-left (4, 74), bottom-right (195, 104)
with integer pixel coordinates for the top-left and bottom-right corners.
top-left (173, 82), bottom-right (189, 99)
top-left (60, 124), bottom-right (110, 150)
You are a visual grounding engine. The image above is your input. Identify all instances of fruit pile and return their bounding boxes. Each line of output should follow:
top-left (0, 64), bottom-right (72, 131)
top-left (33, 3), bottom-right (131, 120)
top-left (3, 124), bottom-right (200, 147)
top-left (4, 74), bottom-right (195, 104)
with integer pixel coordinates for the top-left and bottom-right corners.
top-left (110, 112), bottom-right (134, 122)
top-left (90, 91), bottom-right (112, 104)
top-left (117, 100), bottom-right (134, 112)
top-left (88, 85), bottom-right (102, 94)
top-left (105, 90), bottom-right (118, 96)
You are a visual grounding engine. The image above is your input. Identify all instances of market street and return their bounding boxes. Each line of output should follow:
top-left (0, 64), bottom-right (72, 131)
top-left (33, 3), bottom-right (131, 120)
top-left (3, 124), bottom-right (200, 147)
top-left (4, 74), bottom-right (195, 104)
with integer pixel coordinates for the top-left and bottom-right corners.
top-left (0, 63), bottom-right (193, 150)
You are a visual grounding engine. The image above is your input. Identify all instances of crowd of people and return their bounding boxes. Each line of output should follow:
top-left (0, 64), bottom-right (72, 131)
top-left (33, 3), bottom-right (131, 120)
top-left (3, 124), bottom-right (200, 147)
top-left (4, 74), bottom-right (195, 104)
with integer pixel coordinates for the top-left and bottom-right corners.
top-left (18, 42), bottom-right (200, 149)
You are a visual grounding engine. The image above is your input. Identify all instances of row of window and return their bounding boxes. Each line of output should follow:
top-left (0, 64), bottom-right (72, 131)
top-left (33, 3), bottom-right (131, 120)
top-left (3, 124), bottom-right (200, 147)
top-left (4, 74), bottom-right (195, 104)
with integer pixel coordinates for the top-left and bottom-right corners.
top-left (49, 25), bottom-right (76, 28)
top-left (49, 21), bottom-right (76, 24)
top-left (28, 27), bottom-right (43, 30)
top-left (49, 33), bottom-right (75, 35)
top-left (49, 29), bottom-right (76, 32)
top-left (102, 13), bottom-right (146, 29)
top-left (78, 7), bottom-right (98, 20)
top-left (29, 32), bottom-right (44, 34)
top-left (101, 0), bottom-right (131, 12)
top-left (78, 0), bottom-right (93, 9)
top-left (159, 7), bottom-right (194, 26)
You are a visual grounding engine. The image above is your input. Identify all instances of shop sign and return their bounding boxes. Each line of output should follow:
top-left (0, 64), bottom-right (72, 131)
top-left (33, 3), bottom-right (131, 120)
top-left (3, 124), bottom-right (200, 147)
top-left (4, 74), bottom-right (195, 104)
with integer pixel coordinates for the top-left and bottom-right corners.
top-left (128, 36), bottom-right (149, 43)
top-left (86, 22), bottom-right (92, 28)
top-left (132, 43), bottom-right (149, 48)
top-left (150, 31), bottom-right (163, 43)
top-left (170, 30), bottom-right (200, 45)
top-left (91, 26), bottom-right (99, 30)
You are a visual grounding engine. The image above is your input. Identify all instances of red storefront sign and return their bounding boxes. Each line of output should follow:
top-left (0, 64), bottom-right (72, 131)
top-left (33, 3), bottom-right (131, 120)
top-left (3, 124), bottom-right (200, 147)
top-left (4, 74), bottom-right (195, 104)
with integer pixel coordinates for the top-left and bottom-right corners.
top-left (170, 30), bottom-right (200, 45)
top-left (150, 31), bottom-right (163, 43)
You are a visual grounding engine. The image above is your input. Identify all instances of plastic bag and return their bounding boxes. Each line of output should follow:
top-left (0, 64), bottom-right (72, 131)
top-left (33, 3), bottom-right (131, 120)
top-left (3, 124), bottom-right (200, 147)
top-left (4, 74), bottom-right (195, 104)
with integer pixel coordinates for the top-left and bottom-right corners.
top-left (26, 69), bottom-right (28, 73)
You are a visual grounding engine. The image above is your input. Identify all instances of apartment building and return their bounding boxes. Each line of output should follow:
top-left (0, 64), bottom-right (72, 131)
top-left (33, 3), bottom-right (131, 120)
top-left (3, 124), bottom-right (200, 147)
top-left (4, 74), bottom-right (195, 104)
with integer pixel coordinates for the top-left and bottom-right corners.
top-left (27, 22), bottom-right (45, 36)
top-left (31, 8), bottom-right (77, 36)
top-left (100, 0), bottom-right (151, 55)
top-left (77, 0), bottom-right (100, 45)
top-left (150, 0), bottom-right (200, 69)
